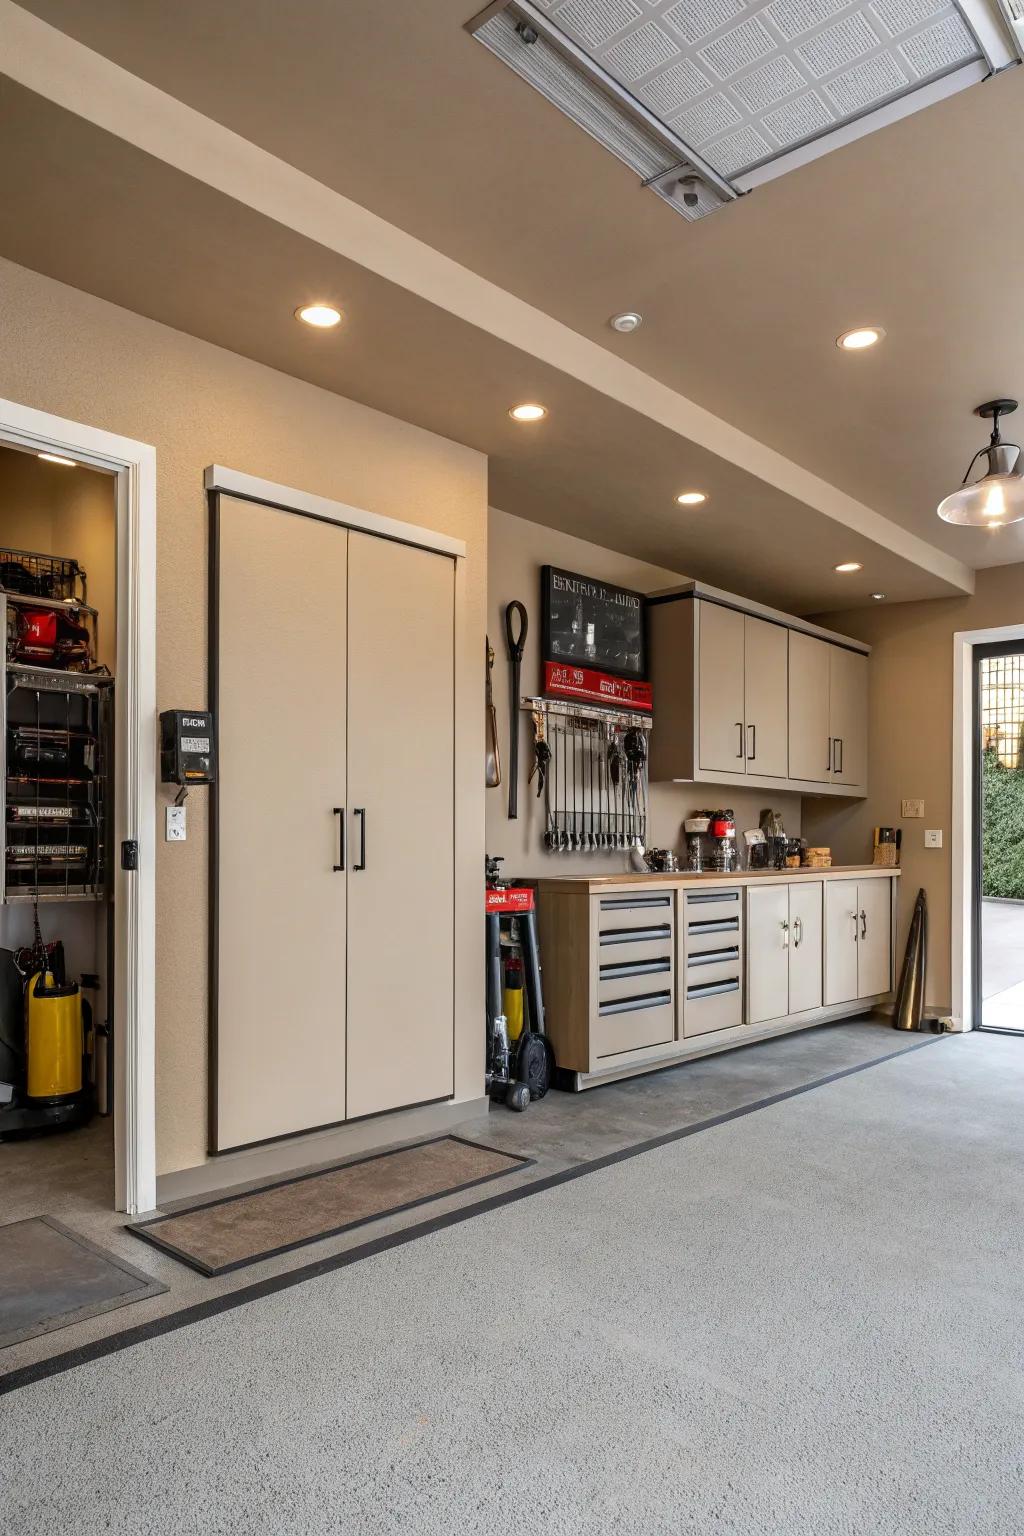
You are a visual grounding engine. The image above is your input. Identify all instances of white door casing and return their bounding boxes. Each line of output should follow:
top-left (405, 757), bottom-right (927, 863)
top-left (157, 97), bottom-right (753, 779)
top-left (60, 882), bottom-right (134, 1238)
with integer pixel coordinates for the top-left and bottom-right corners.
top-left (0, 396), bottom-right (157, 1215)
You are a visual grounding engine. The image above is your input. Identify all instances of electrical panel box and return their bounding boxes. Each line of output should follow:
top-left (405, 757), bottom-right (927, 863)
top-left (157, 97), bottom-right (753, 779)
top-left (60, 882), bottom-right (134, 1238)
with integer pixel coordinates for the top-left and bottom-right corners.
top-left (160, 710), bottom-right (216, 787)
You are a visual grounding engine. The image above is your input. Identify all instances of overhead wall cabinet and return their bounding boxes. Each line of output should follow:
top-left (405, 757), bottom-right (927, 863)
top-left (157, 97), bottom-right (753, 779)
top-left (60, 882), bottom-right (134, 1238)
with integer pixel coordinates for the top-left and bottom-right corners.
top-left (209, 490), bottom-right (458, 1153)
top-left (648, 584), bottom-right (870, 797)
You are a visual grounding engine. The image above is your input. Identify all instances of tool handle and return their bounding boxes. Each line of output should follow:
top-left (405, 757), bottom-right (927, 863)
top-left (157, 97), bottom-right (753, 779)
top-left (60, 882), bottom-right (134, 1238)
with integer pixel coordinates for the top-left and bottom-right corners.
top-left (504, 600), bottom-right (528, 661)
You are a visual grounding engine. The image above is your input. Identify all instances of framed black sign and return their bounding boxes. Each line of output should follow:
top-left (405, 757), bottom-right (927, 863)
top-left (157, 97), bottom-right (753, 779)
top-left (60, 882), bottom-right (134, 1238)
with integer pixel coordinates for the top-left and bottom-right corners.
top-left (540, 565), bottom-right (651, 710)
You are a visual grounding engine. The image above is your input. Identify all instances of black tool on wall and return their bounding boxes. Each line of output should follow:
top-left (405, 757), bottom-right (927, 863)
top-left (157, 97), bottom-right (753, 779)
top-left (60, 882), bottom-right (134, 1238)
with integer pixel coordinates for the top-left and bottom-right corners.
top-left (504, 601), bottom-right (528, 820)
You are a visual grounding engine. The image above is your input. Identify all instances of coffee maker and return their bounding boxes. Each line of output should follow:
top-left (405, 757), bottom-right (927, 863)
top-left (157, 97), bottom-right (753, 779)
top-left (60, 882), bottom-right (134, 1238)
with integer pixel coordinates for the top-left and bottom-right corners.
top-left (684, 810), bottom-right (737, 872)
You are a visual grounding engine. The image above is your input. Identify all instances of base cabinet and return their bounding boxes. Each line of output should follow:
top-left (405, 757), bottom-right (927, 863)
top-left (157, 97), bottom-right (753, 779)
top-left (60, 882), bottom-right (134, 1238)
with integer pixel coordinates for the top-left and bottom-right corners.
top-left (746, 881), bottom-right (823, 1025)
top-left (824, 878), bottom-right (892, 1005)
top-left (538, 873), bottom-right (897, 1091)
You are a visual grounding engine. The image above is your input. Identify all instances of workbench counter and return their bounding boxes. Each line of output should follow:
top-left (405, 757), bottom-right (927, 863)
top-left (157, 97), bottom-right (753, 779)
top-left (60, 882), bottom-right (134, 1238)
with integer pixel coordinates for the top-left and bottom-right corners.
top-left (537, 865), bottom-right (899, 893)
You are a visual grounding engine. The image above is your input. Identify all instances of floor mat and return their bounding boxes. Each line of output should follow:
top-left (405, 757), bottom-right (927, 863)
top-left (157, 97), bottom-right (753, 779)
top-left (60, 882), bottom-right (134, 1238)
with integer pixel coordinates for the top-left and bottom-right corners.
top-left (128, 1134), bottom-right (530, 1276)
top-left (0, 1216), bottom-right (167, 1349)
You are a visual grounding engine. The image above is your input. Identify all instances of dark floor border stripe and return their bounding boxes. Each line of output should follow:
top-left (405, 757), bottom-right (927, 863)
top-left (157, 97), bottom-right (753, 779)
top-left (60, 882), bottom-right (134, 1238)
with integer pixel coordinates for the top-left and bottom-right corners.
top-left (0, 1033), bottom-right (945, 1396)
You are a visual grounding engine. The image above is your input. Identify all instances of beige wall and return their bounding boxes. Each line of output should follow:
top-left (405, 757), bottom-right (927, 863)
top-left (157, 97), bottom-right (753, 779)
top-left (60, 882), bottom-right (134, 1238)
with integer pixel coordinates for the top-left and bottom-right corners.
top-left (0, 257), bottom-right (487, 1178)
top-left (803, 564), bottom-right (1024, 1012)
top-left (0, 444), bottom-right (117, 670)
top-left (487, 507), bottom-right (803, 876)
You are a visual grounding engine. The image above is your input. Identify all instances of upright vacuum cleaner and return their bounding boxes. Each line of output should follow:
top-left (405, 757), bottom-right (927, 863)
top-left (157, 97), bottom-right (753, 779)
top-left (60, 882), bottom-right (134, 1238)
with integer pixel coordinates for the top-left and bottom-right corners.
top-left (485, 857), bottom-right (555, 1111)
top-left (0, 905), bottom-right (92, 1136)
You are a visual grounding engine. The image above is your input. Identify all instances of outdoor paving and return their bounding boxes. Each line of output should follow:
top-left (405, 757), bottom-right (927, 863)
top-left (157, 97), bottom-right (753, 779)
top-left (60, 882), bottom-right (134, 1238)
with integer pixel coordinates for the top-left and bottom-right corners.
top-left (982, 898), bottom-right (1024, 1029)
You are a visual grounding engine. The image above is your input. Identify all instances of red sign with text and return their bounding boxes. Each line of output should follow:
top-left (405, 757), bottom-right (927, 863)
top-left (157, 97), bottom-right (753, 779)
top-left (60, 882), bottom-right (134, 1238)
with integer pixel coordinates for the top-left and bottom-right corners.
top-left (485, 886), bottom-right (535, 914)
top-left (543, 661), bottom-right (652, 712)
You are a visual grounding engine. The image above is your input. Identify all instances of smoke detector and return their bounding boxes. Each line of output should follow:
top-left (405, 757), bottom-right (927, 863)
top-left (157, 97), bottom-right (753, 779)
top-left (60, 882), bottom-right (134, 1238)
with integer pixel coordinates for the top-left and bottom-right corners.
top-left (468, 1), bottom-right (1020, 221)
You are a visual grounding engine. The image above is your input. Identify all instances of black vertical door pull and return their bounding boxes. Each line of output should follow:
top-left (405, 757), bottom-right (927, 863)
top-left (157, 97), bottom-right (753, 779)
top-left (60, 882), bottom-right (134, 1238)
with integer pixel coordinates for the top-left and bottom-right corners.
top-left (333, 807), bottom-right (345, 872)
top-left (354, 808), bottom-right (367, 871)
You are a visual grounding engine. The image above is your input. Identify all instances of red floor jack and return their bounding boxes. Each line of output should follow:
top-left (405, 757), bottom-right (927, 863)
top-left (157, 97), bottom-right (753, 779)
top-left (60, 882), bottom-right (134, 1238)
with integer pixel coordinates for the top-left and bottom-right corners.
top-left (485, 856), bottom-right (555, 1111)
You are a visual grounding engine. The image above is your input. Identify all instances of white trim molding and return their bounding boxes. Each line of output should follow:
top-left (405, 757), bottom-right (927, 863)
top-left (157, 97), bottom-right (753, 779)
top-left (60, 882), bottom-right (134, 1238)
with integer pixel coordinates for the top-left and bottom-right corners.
top-left (0, 395), bottom-right (157, 1215)
top-left (205, 466), bottom-right (466, 559)
top-left (951, 621), bottom-right (1024, 1033)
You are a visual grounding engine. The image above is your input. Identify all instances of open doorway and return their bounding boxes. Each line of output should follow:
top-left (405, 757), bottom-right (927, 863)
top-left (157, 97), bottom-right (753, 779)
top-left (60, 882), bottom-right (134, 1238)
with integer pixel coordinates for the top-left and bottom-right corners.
top-left (0, 443), bottom-right (119, 1214)
top-left (973, 640), bottom-right (1024, 1036)
top-left (0, 396), bottom-right (156, 1217)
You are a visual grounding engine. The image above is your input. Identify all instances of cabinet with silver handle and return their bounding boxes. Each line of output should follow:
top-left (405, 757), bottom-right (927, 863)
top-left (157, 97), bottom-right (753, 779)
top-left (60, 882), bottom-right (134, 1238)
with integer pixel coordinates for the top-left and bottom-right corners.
top-left (824, 877), bottom-right (891, 1004)
top-left (746, 881), bottom-right (823, 1025)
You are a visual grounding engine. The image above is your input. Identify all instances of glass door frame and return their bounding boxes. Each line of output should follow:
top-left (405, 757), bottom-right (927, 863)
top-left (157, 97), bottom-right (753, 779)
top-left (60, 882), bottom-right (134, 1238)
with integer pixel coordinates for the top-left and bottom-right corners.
top-left (972, 638), bottom-right (1024, 1036)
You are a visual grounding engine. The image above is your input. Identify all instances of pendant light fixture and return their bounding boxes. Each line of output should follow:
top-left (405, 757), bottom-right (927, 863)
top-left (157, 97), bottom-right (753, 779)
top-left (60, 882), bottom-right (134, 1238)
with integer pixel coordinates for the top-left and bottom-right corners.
top-left (938, 399), bottom-right (1024, 526)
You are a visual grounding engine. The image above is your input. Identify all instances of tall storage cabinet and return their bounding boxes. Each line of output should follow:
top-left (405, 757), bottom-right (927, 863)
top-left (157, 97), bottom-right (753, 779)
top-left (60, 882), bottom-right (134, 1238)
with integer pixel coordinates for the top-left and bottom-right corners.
top-left (211, 494), bottom-right (456, 1152)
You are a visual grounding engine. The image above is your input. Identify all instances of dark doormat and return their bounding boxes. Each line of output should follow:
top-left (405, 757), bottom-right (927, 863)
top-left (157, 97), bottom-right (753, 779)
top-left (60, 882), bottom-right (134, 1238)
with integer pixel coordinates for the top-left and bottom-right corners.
top-left (0, 1216), bottom-right (168, 1349)
top-left (128, 1134), bottom-right (531, 1277)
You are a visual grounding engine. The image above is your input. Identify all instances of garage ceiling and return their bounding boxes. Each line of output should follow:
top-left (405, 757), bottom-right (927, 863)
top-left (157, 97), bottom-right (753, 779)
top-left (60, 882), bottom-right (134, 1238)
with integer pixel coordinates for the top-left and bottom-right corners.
top-left (3, 0), bottom-right (1024, 599)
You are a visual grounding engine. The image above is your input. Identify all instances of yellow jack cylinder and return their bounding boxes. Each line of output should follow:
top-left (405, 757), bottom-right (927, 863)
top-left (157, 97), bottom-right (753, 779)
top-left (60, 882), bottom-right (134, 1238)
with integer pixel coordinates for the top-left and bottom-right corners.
top-left (26, 970), bottom-right (83, 1101)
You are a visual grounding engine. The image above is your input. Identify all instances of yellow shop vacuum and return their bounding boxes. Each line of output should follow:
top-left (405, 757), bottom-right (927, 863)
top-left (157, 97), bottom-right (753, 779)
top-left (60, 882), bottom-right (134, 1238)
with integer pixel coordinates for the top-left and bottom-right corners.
top-left (0, 927), bottom-right (93, 1137)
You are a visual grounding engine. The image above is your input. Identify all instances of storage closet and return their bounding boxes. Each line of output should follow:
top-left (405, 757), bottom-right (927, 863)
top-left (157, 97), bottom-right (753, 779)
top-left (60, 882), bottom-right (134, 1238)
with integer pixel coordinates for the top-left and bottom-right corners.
top-left (0, 443), bottom-right (117, 1154)
top-left (211, 493), bottom-right (456, 1152)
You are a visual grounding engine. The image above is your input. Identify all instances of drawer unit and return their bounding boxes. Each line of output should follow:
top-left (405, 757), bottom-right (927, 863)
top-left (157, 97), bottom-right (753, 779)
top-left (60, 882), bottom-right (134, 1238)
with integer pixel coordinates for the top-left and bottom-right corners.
top-left (592, 891), bottom-right (676, 1063)
top-left (680, 887), bottom-right (743, 1038)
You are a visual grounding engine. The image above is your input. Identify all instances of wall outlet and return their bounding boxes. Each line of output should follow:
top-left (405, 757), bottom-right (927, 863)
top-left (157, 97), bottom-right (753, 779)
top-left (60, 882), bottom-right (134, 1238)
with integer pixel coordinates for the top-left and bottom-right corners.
top-left (924, 828), bottom-right (942, 849)
top-left (165, 804), bottom-right (187, 842)
top-left (902, 799), bottom-right (924, 818)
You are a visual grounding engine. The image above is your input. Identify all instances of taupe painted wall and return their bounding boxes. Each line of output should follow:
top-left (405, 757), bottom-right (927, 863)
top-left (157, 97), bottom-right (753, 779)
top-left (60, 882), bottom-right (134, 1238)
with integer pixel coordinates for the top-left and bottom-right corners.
top-left (0, 257), bottom-right (487, 1177)
top-left (802, 564), bottom-right (1024, 1011)
top-left (487, 507), bottom-right (803, 876)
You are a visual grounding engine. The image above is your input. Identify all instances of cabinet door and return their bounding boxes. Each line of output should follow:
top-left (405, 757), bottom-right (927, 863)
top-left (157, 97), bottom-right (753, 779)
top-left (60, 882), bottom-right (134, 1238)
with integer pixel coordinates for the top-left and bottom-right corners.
top-left (214, 497), bottom-right (348, 1150)
top-left (856, 879), bottom-right (892, 997)
top-left (788, 881), bottom-right (823, 1014)
top-left (788, 631), bottom-right (831, 783)
top-left (829, 647), bottom-right (868, 788)
top-left (697, 601), bottom-right (746, 774)
top-left (744, 616), bottom-right (788, 778)
top-left (824, 879), bottom-right (860, 1006)
top-left (746, 884), bottom-right (790, 1024)
top-left (346, 532), bottom-right (455, 1120)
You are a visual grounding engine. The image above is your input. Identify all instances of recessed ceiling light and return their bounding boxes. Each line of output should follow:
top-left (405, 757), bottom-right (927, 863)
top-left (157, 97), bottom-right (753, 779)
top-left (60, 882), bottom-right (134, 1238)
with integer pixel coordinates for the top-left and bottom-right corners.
top-left (870, 592), bottom-right (886, 601)
top-left (509, 403), bottom-right (547, 422)
top-left (834, 561), bottom-right (863, 573)
top-left (836, 327), bottom-right (884, 351)
top-left (675, 491), bottom-right (707, 506)
top-left (38, 452), bottom-right (76, 467)
top-left (610, 311), bottom-right (643, 334)
top-left (295, 303), bottom-right (342, 328)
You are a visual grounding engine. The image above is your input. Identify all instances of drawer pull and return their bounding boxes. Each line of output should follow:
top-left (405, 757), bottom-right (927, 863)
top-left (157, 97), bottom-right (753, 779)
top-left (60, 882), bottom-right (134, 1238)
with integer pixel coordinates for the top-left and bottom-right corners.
top-left (600, 895), bottom-right (671, 911)
top-left (687, 946), bottom-right (739, 968)
top-left (687, 917), bottom-right (740, 936)
top-left (685, 890), bottom-right (739, 906)
top-left (599, 990), bottom-right (672, 1017)
top-left (600, 925), bottom-right (672, 946)
top-left (686, 978), bottom-right (740, 1000)
top-left (600, 958), bottom-right (671, 980)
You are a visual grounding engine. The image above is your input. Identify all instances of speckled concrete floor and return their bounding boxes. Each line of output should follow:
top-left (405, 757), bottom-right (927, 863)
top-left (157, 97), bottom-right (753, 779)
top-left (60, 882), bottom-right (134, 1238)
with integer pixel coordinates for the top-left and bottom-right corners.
top-left (1, 1018), bottom-right (925, 1383)
top-left (2, 1032), bottom-right (1021, 1535)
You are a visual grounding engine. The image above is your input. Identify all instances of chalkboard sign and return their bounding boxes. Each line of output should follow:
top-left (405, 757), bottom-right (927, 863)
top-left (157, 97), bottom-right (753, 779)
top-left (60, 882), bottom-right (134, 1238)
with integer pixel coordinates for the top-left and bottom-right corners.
top-left (540, 565), bottom-right (651, 711)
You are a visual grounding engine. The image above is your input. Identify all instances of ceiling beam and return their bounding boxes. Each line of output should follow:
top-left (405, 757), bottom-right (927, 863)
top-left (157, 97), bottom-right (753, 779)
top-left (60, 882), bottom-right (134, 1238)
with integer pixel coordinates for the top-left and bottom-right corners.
top-left (0, 0), bottom-right (975, 596)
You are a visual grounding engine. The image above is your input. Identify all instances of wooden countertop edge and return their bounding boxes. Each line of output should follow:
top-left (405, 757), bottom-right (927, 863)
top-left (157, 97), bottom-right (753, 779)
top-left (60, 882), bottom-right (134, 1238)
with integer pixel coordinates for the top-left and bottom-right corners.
top-left (536, 865), bottom-right (901, 892)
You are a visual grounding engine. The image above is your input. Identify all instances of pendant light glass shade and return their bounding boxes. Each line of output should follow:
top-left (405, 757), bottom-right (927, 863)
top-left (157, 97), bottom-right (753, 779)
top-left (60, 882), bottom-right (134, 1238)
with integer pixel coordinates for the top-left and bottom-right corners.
top-left (938, 401), bottom-right (1024, 527)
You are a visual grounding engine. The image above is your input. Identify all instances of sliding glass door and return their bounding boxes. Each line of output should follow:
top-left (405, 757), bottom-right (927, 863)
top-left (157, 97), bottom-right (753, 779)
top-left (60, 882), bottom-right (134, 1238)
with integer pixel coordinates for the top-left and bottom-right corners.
top-left (974, 642), bottom-right (1024, 1034)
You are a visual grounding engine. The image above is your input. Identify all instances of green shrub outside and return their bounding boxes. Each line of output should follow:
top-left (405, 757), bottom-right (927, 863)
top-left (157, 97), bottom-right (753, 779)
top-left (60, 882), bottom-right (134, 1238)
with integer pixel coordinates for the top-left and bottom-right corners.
top-left (982, 747), bottom-right (1024, 900)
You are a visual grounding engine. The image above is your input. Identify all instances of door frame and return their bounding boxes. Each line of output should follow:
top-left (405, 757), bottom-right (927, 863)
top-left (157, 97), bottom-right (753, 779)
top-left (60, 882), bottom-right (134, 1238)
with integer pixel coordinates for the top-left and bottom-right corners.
top-left (0, 396), bottom-right (157, 1214)
top-left (952, 622), bottom-right (1024, 1033)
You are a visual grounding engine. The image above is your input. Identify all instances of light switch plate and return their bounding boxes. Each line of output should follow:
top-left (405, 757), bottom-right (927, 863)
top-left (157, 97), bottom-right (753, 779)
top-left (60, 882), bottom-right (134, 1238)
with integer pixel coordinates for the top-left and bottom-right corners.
top-left (925, 828), bottom-right (942, 849)
top-left (165, 804), bottom-right (187, 842)
top-left (902, 799), bottom-right (924, 818)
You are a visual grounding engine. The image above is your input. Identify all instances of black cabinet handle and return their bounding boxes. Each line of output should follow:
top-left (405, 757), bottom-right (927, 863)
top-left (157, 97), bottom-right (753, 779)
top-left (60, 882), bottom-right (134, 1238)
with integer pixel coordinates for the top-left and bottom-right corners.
top-left (747, 723), bottom-right (756, 761)
top-left (835, 737), bottom-right (844, 775)
top-left (827, 738), bottom-right (832, 773)
top-left (354, 807), bottom-right (366, 871)
top-left (736, 721), bottom-right (744, 758)
top-left (332, 807), bottom-right (345, 872)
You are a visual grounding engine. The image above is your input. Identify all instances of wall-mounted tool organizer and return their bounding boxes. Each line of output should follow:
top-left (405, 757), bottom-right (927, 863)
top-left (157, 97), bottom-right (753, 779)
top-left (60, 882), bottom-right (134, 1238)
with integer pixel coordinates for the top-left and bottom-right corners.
top-left (522, 696), bottom-right (652, 854)
top-left (1, 546), bottom-right (102, 675)
top-left (1, 662), bottom-right (113, 902)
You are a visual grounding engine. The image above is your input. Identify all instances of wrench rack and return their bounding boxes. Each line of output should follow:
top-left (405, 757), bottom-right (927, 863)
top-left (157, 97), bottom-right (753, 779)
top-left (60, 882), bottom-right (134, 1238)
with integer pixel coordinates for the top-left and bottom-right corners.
top-left (522, 696), bottom-right (651, 854)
